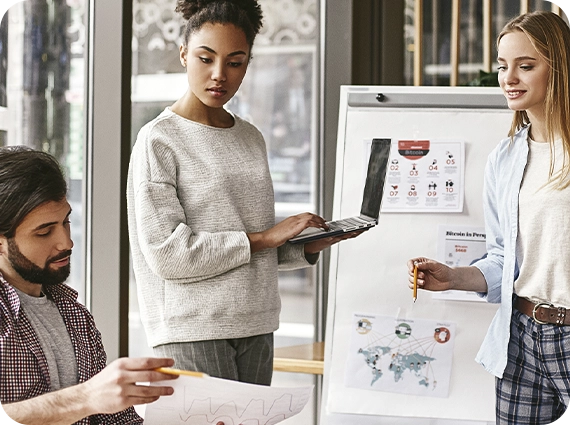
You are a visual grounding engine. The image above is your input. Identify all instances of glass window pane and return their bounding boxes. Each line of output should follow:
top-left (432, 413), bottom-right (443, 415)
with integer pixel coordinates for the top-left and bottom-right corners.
top-left (404, 0), bottom-right (560, 86)
top-left (0, 0), bottom-right (86, 302)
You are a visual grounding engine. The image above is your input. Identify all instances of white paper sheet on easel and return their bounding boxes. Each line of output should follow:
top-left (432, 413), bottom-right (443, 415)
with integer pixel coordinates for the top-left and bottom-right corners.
top-left (144, 375), bottom-right (313, 425)
top-left (432, 224), bottom-right (487, 302)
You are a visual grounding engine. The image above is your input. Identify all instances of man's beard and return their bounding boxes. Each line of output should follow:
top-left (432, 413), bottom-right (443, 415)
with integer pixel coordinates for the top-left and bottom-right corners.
top-left (7, 238), bottom-right (71, 286)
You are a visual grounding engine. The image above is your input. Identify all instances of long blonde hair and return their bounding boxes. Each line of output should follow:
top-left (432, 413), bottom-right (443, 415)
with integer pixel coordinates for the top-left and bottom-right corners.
top-left (498, 11), bottom-right (570, 188)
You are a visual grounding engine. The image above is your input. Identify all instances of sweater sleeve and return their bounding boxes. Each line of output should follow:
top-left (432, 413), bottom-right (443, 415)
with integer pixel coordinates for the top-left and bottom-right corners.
top-left (277, 243), bottom-right (317, 270)
top-left (129, 137), bottom-right (252, 283)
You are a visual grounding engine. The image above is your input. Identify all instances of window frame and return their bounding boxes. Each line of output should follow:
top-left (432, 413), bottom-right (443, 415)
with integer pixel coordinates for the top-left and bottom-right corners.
top-left (84, 0), bottom-right (132, 360)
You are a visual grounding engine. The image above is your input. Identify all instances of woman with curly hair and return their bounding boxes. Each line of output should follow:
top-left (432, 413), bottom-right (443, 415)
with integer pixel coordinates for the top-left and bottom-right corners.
top-left (127, 0), bottom-right (352, 385)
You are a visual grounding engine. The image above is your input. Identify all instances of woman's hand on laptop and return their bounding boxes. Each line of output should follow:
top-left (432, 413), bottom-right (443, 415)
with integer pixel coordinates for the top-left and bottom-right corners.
top-left (247, 212), bottom-right (328, 253)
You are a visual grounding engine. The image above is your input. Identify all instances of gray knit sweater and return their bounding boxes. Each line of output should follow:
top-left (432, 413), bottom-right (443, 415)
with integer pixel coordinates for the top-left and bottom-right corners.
top-left (127, 108), bottom-right (312, 347)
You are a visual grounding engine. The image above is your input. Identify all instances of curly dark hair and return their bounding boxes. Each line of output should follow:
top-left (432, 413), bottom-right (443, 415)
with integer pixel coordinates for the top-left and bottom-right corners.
top-left (175, 0), bottom-right (263, 48)
top-left (0, 146), bottom-right (67, 238)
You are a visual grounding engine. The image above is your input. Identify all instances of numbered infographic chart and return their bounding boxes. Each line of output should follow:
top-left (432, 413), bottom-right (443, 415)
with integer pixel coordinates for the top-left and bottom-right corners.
top-left (379, 140), bottom-right (465, 213)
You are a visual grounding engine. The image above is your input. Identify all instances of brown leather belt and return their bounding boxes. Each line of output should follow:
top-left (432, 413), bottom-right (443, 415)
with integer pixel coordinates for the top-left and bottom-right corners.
top-left (514, 297), bottom-right (570, 326)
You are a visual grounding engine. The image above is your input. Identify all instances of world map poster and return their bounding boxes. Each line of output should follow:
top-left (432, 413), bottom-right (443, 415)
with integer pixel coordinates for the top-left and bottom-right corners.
top-left (344, 313), bottom-right (456, 398)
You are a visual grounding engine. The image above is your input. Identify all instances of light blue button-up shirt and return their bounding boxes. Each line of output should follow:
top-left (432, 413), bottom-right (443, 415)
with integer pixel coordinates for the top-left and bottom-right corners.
top-left (472, 125), bottom-right (529, 379)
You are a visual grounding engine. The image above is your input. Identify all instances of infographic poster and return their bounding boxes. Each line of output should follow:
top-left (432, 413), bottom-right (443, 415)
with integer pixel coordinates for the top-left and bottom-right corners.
top-left (344, 313), bottom-right (456, 398)
top-left (365, 139), bottom-right (465, 213)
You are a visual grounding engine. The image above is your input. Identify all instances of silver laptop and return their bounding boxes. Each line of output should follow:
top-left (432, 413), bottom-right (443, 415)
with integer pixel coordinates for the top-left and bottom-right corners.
top-left (289, 138), bottom-right (391, 244)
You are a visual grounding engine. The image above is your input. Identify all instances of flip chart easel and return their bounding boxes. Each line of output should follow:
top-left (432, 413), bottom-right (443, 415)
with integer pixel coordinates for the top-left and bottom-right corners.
top-left (321, 86), bottom-right (513, 425)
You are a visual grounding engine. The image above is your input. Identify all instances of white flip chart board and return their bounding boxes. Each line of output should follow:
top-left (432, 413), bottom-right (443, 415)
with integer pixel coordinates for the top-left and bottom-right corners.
top-left (321, 86), bottom-right (513, 425)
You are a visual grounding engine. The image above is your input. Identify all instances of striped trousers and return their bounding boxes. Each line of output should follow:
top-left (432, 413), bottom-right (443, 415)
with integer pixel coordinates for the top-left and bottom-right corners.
top-left (153, 333), bottom-right (274, 385)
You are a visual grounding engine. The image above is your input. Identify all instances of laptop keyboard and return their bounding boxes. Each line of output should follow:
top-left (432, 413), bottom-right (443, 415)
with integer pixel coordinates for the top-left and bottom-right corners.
top-left (327, 217), bottom-right (372, 232)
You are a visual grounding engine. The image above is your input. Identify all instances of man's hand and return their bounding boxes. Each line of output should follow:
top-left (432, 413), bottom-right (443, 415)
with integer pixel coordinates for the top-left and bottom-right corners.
top-left (3, 357), bottom-right (178, 425)
top-left (79, 357), bottom-right (178, 415)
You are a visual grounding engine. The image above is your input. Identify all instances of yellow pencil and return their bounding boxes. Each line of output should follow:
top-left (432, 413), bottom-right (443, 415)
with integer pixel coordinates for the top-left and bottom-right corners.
top-left (413, 264), bottom-right (418, 303)
top-left (155, 367), bottom-right (208, 378)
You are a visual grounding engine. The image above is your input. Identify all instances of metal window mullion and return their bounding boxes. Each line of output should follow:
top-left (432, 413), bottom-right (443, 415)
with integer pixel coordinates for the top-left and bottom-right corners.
top-left (450, 0), bottom-right (461, 86)
top-left (319, 3), bottom-right (352, 424)
top-left (414, 0), bottom-right (423, 86)
top-left (467, 0), bottom-right (476, 67)
top-left (431, 0), bottom-right (439, 85)
top-left (84, 0), bottom-right (125, 362)
top-left (483, 0), bottom-right (493, 73)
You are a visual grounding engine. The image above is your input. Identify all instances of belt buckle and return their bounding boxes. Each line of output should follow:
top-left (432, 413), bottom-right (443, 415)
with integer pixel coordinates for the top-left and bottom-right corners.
top-left (532, 302), bottom-right (553, 325)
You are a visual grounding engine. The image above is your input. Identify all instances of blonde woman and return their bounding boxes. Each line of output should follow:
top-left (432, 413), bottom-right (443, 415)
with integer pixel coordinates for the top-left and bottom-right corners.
top-left (408, 11), bottom-right (570, 424)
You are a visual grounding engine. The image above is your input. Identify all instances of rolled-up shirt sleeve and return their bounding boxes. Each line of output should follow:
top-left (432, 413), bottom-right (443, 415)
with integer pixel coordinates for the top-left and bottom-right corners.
top-left (472, 146), bottom-right (504, 303)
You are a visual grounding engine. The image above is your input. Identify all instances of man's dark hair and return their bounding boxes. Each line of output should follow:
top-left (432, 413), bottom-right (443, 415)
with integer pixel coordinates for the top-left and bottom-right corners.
top-left (0, 146), bottom-right (67, 238)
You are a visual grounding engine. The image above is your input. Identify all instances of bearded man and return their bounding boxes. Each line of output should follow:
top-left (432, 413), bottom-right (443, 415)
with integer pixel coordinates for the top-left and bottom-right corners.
top-left (0, 146), bottom-right (177, 425)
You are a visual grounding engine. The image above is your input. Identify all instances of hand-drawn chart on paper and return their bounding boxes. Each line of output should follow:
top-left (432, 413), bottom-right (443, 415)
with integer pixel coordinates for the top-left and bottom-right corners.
top-left (144, 375), bottom-right (313, 425)
top-left (344, 313), bottom-right (456, 398)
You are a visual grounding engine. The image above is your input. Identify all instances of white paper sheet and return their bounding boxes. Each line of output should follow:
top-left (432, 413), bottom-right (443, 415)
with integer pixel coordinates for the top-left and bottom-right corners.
top-left (432, 224), bottom-right (487, 302)
top-left (144, 375), bottom-right (313, 425)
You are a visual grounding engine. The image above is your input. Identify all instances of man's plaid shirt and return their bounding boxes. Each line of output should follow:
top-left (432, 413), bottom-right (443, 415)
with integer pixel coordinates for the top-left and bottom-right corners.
top-left (0, 274), bottom-right (142, 424)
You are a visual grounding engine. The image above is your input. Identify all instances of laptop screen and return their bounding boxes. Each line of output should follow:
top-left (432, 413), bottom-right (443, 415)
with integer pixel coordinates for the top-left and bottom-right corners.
top-left (360, 138), bottom-right (391, 219)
